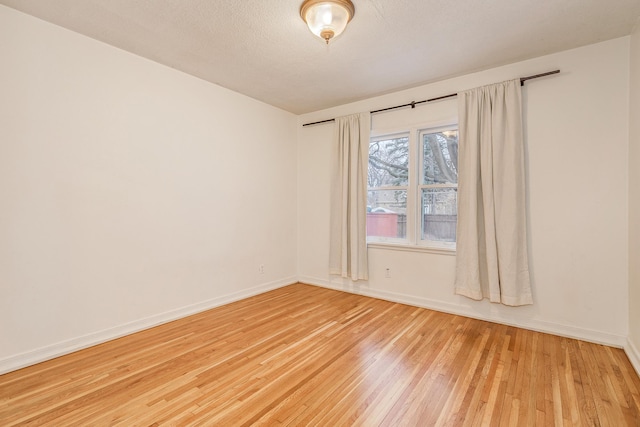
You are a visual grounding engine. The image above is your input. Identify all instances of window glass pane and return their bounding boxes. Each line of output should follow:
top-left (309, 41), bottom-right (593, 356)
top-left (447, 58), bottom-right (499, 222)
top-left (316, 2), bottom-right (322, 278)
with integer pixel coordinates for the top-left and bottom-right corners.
top-left (421, 188), bottom-right (457, 242)
top-left (422, 130), bottom-right (458, 185)
top-left (368, 137), bottom-right (409, 187)
top-left (367, 189), bottom-right (407, 239)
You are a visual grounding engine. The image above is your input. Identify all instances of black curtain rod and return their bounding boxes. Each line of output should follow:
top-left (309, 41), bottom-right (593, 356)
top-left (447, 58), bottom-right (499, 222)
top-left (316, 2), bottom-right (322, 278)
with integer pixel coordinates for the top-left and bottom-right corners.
top-left (302, 69), bottom-right (560, 127)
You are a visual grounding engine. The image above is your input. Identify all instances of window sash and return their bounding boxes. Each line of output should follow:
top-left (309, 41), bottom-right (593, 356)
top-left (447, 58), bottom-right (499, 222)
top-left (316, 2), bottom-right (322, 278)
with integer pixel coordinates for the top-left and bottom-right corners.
top-left (419, 185), bottom-right (457, 244)
top-left (367, 188), bottom-right (408, 242)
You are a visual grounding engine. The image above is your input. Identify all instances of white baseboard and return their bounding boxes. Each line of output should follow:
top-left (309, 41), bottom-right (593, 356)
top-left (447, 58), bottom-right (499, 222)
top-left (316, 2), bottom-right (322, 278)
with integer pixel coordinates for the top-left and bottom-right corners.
top-left (626, 338), bottom-right (640, 377)
top-left (298, 275), bottom-right (628, 349)
top-left (0, 277), bottom-right (297, 375)
top-left (3, 276), bottom-right (632, 376)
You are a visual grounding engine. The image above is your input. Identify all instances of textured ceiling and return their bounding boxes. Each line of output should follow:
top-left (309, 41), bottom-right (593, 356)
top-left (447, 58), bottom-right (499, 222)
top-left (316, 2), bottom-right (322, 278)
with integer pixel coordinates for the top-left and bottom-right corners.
top-left (2, 0), bottom-right (640, 114)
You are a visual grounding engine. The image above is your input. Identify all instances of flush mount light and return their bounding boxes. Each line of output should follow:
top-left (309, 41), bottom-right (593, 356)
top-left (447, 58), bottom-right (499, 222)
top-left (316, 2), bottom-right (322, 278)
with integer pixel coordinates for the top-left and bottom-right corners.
top-left (300, 0), bottom-right (355, 44)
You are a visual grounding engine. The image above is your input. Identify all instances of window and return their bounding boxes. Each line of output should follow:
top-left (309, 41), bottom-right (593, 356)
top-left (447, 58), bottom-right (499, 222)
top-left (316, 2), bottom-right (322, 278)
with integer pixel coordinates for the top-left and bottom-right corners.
top-left (367, 125), bottom-right (458, 249)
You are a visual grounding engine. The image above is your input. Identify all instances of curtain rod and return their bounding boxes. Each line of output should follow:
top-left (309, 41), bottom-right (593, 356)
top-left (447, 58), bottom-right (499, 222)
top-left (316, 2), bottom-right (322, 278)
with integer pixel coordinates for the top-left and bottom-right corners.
top-left (301, 69), bottom-right (560, 127)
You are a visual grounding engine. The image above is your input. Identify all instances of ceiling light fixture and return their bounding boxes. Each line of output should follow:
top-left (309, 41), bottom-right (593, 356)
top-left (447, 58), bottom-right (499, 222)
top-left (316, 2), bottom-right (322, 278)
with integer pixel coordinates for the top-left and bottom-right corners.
top-left (300, 0), bottom-right (355, 44)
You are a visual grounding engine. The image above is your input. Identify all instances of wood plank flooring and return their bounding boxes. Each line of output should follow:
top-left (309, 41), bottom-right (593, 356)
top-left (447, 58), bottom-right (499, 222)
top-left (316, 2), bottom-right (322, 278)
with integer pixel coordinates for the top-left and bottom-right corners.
top-left (1, 283), bottom-right (639, 426)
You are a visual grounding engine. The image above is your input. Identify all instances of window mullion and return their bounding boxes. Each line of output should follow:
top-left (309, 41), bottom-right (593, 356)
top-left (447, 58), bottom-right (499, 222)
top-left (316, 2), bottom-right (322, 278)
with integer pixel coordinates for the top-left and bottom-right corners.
top-left (406, 128), bottom-right (418, 245)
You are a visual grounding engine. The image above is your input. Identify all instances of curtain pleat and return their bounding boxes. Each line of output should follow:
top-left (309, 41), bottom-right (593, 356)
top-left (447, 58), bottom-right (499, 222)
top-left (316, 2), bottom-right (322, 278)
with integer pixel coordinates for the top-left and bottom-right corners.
top-left (329, 113), bottom-right (370, 281)
top-left (454, 79), bottom-right (532, 306)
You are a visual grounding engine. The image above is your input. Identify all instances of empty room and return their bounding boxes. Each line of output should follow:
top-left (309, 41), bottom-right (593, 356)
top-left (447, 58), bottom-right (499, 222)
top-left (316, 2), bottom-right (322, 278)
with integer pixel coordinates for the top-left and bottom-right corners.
top-left (1, 0), bottom-right (640, 425)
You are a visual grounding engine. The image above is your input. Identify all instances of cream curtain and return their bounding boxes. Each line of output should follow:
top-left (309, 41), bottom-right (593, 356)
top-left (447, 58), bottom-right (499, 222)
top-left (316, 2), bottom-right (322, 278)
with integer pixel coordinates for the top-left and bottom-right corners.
top-left (329, 113), bottom-right (370, 281)
top-left (454, 79), bottom-right (533, 306)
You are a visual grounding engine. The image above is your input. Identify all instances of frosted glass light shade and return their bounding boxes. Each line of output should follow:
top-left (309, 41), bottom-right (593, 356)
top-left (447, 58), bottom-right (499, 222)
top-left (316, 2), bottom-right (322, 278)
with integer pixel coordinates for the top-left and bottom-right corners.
top-left (300, 0), bottom-right (355, 44)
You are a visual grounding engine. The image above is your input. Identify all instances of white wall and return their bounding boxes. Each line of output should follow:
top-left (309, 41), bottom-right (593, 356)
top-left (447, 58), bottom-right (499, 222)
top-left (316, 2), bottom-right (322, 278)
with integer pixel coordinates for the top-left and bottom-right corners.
top-left (629, 19), bottom-right (640, 372)
top-left (298, 38), bottom-right (630, 347)
top-left (0, 5), bottom-right (298, 373)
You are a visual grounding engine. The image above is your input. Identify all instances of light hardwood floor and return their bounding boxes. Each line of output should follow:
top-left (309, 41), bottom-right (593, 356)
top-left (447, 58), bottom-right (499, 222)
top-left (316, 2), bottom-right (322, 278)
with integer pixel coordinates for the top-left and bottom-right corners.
top-left (1, 283), bottom-right (639, 426)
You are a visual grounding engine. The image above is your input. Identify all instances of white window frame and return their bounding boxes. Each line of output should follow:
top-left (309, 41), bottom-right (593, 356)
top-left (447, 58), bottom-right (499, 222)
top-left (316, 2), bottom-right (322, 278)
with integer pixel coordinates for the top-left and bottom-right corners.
top-left (367, 121), bottom-right (457, 254)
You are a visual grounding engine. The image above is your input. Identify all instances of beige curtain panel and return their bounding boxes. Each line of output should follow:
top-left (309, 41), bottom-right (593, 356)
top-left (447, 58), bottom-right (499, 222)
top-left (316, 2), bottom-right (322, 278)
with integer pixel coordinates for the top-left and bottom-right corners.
top-left (329, 113), bottom-right (370, 281)
top-left (454, 79), bottom-right (533, 306)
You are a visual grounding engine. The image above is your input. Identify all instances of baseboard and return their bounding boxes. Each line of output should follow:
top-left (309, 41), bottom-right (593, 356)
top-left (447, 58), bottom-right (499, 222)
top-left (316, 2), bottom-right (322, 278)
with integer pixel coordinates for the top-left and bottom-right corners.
top-left (3, 275), bottom-right (631, 376)
top-left (298, 275), bottom-right (628, 349)
top-left (626, 338), bottom-right (640, 377)
top-left (0, 277), bottom-right (297, 375)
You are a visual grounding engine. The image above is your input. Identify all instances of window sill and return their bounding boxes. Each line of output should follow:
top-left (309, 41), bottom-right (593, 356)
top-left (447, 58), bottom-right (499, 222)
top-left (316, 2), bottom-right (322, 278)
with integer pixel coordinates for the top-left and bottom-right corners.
top-left (367, 242), bottom-right (456, 256)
